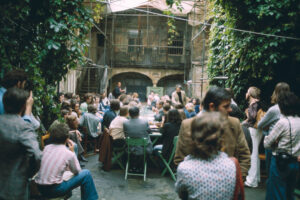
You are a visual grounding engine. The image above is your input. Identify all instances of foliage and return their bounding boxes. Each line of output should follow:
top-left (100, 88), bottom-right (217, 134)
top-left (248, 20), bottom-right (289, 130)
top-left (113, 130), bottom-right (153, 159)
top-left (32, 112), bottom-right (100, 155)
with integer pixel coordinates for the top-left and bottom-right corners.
top-left (164, 0), bottom-right (182, 45)
top-left (0, 0), bottom-right (92, 128)
top-left (208, 0), bottom-right (300, 107)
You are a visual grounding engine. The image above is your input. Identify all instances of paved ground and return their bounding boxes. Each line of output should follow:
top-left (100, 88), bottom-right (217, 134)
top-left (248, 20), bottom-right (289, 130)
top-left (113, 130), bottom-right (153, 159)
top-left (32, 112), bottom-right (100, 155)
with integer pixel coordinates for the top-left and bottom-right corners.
top-left (71, 154), bottom-right (268, 200)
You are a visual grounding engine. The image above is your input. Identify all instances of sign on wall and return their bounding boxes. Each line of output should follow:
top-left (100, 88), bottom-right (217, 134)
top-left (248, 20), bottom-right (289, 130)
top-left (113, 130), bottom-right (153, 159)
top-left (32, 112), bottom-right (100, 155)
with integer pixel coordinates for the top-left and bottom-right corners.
top-left (146, 87), bottom-right (164, 97)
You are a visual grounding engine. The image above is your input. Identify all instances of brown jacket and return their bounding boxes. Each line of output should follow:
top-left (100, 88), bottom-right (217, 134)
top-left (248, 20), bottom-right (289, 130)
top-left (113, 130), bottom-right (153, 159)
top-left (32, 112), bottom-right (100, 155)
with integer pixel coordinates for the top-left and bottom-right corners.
top-left (174, 116), bottom-right (251, 178)
top-left (99, 129), bottom-right (113, 171)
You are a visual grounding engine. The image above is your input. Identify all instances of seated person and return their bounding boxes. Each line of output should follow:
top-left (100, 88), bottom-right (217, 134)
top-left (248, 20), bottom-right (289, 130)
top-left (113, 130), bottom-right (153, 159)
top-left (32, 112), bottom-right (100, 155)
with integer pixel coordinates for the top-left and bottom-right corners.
top-left (109, 106), bottom-right (129, 148)
top-left (35, 123), bottom-right (98, 200)
top-left (124, 106), bottom-right (153, 155)
top-left (185, 103), bottom-right (197, 118)
top-left (79, 105), bottom-right (101, 138)
top-left (154, 109), bottom-right (181, 162)
top-left (66, 115), bottom-right (87, 162)
top-left (102, 99), bottom-right (120, 131)
top-left (153, 100), bottom-right (164, 122)
top-left (124, 107), bottom-right (153, 171)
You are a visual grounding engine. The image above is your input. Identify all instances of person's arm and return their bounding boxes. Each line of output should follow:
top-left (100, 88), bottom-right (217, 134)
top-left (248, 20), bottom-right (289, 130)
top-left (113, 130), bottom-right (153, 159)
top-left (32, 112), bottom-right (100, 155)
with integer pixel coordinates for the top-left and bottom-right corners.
top-left (19, 124), bottom-right (42, 177)
top-left (67, 140), bottom-right (81, 174)
top-left (257, 107), bottom-right (277, 130)
top-left (174, 121), bottom-right (189, 165)
top-left (264, 120), bottom-right (284, 149)
top-left (235, 123), bottom-right (251, 178)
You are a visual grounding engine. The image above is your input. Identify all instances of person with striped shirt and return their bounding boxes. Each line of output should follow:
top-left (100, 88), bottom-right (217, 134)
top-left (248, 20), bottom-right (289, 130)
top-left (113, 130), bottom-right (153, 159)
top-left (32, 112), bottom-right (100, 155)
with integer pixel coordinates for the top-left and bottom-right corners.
top-left (35, 123), bottom-right (98, 200)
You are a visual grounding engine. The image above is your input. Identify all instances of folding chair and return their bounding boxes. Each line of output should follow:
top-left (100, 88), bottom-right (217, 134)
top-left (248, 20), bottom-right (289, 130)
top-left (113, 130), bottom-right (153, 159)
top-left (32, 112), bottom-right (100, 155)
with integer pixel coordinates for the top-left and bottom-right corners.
top-left (111, 147), bottom-right (125, 170)
top-left (82, 126), bottom-right (98, 155)
top-left (157, 136), bottom-right (178, 181)
top-left (125, 137), bottom-right (147, 181)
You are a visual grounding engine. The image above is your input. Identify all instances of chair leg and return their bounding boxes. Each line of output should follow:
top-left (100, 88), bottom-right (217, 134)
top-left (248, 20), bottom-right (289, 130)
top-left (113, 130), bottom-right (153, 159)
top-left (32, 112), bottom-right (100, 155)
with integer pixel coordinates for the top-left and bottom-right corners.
top-left (144, 162), bottom-right (147, 181)
top-left (125, 162), bottom-right (129, 180)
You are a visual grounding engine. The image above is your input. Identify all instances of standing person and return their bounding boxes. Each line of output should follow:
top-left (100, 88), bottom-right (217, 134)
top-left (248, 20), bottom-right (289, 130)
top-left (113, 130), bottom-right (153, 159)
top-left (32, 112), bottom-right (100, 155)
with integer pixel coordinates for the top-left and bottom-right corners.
top-left (113, 82), bottom-right (125, 99)
top-left (176, 112), bottom-right (244, 200)
top-left (174, 86), bottom-right (250, 179)
top-left (264, 91), bottom-right (300, 200)
top-left (172, 85), bottom-right (187, 106)
top-left (0, 88), bottom-right (42, 200)
top-left (243, 86), bottom-right (264, 188)
top-left (35, 123), bottom-right (98, 200)
top-left (257, 82), bottom-right (290, 174)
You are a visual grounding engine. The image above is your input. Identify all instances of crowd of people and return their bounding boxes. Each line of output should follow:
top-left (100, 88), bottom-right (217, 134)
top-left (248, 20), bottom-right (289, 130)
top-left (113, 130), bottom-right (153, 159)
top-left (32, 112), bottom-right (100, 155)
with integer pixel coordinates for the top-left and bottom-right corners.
top-left (0, 69), bottom-right (299, 200)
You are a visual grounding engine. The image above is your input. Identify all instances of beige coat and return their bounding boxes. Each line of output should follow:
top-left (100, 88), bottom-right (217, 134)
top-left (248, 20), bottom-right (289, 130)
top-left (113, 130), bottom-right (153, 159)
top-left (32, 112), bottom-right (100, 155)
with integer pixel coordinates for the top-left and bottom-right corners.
top-left (174, 116), bottom-right (251, 178)
top-left (171, 90), bottom-right (187, 106)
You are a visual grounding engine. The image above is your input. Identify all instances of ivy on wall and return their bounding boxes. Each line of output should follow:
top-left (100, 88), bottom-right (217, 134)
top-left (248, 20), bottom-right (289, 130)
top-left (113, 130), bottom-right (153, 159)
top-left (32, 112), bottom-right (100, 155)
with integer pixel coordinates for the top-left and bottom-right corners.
top-left (0, 0), bottom-right (93, 128)
top-left (207, 0), bottom-right (300, 107)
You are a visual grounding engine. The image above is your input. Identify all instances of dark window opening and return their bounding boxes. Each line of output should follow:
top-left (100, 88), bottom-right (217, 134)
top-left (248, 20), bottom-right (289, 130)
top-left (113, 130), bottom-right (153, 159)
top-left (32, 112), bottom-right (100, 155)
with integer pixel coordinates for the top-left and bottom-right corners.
top-left (168, 31), bottom-right (184, 55)
top-left (97, 34), bottom-right (105, 47)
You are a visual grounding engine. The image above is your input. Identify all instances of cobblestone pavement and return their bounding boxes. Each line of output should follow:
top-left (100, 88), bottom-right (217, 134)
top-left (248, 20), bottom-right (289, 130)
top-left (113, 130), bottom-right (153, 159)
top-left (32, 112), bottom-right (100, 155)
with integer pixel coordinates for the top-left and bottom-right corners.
top-left (70, 154), bottom-right (268, 200)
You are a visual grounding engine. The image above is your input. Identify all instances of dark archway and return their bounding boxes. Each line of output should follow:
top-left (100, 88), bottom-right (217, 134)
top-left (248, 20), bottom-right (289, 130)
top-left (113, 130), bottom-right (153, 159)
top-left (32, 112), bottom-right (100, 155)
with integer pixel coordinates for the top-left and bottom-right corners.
top-left (157, 74), bottom-right (184, 97)
top-left (109, 72), bottom-right (153, 102)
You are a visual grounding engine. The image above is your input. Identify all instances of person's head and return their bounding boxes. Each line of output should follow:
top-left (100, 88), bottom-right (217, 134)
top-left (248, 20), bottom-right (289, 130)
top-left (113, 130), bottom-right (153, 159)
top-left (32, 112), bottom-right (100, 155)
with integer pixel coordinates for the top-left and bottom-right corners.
top-left (84, 93), bottom-right (93, 104)
top-left (58, 93), bottom-right (64, 103)
top-left (246, 86), bottom-right (260, 101)
top-left (101, 92), bottom-right (106, 98)
top-left (110, 99), bottom-right (120, 111)
top-left (64, 92), bottom-right (73, 100)
top-left (88, 104), bottom-right (97, 114)
top-left (94, 95), bottom-right (100, 104)
top-left (278, 91), bottom-right (300, 117)
top-left (3, 87), bottom-right (29, 115)
top-left (175, 84), bottom-right (182, 92)
top-left (119, 106), bottom-right (129, 117)
top-left (119, 94), bottom-right (127, 102)
top-left (1, 69), bottom-right (28, 89)
top-left (163, 103), bottom-right (171, 113)
top-left (70, 99), bottom-right (77, 110)
top-left (191, 112), bottom-right (228, 159)
top-left (202, 86), bottom-right (232, 116)
top-left (117, 82), bottom-right (121, 87)
top-left (49, 123), bottom-right (70, 144)
top-left (66, 115), bottom-right (79, 130)
top-left (132, 92), bottom-right (139, 99)
top-left (271, 82), bottom-right (290, 104)
top-left (156, 100), bottom-right (164, 109)
top-left (61, 101), bottom-right (71, 113)
top-left (129, 106), bottom-right (139, 118)
top-left (61, 109), bottom-right (70, 121)
top-left (75, 95), bottom-right (80, 103)
top-left (168, 109), bottom-right (182, 124)
top-left (195, 98), bottom-right (201, 106)
top-left (174, 103), bottom-right (184, 109)
top-left (185, 103), bottom-right (195, 112)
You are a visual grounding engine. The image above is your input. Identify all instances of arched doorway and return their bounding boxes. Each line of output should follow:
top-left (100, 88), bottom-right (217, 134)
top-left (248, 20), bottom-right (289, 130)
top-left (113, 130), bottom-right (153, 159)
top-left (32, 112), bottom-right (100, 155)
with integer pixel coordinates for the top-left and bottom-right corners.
top-left (157, 74), bottom-right (184, 97)
top-left (109, 72), bottom-right (153, 102)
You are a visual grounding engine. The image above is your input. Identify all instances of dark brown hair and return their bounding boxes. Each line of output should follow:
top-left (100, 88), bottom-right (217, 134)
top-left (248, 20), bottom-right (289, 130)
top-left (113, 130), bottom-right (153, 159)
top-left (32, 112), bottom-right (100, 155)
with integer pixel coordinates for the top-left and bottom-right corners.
top-left (190, 112), bottom-right (228, 159)
top-left (271, 82), bottom-right (290, 104)
top-left (119, 106), bottom-right (129, 116)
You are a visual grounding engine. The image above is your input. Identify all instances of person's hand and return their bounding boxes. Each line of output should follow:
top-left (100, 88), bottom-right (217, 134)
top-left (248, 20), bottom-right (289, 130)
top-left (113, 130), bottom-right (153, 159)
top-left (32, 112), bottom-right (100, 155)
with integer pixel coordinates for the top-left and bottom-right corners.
top-left (67, 139), bottom-right (75, 152)
top-left (298, 156), bottom-right (300, 162)
top-left (25, 91), bottom-right (34, 115)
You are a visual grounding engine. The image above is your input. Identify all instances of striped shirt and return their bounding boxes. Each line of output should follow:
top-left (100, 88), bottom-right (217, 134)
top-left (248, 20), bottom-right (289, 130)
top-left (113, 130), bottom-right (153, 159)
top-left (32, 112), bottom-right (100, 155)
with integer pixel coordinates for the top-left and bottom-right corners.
top-left (35, 144), bottom-right (81, 185)
top-left (264, 116), bottom-right (300, 157)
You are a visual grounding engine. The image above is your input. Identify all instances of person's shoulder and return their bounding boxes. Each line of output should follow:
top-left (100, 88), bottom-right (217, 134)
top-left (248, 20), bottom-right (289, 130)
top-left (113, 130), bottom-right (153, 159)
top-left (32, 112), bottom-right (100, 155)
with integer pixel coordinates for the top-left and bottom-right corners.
top-left (182, 117), bottom-right (194, 126)
top-left (228, 116), bottom-right (240, 125)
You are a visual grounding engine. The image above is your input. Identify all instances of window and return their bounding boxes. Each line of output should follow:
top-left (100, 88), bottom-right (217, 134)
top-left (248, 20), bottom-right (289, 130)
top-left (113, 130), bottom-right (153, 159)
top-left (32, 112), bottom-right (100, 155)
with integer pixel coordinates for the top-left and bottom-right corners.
top-left (168, 31), bottom-right (184, 55)
top-left (127, 30), bottom-right (143, 53)
top-left (97, 34), bottom-right (105, 47)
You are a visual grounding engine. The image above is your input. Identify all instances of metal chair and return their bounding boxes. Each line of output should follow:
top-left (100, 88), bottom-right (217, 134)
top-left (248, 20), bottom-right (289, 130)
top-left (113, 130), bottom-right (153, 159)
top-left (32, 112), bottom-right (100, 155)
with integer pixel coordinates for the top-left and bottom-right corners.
top-left (125, 137), bottom-right (148, 181)
top-left (157, 136), bottom-right (178, 181)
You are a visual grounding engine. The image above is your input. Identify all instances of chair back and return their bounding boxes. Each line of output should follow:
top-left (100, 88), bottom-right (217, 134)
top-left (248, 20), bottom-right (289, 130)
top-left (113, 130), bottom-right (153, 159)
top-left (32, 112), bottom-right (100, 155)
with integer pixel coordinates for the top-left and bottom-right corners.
top-left (126, 137), bottom-right (148, 162)
top-left (169, 136), bottom-right (178, 163)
